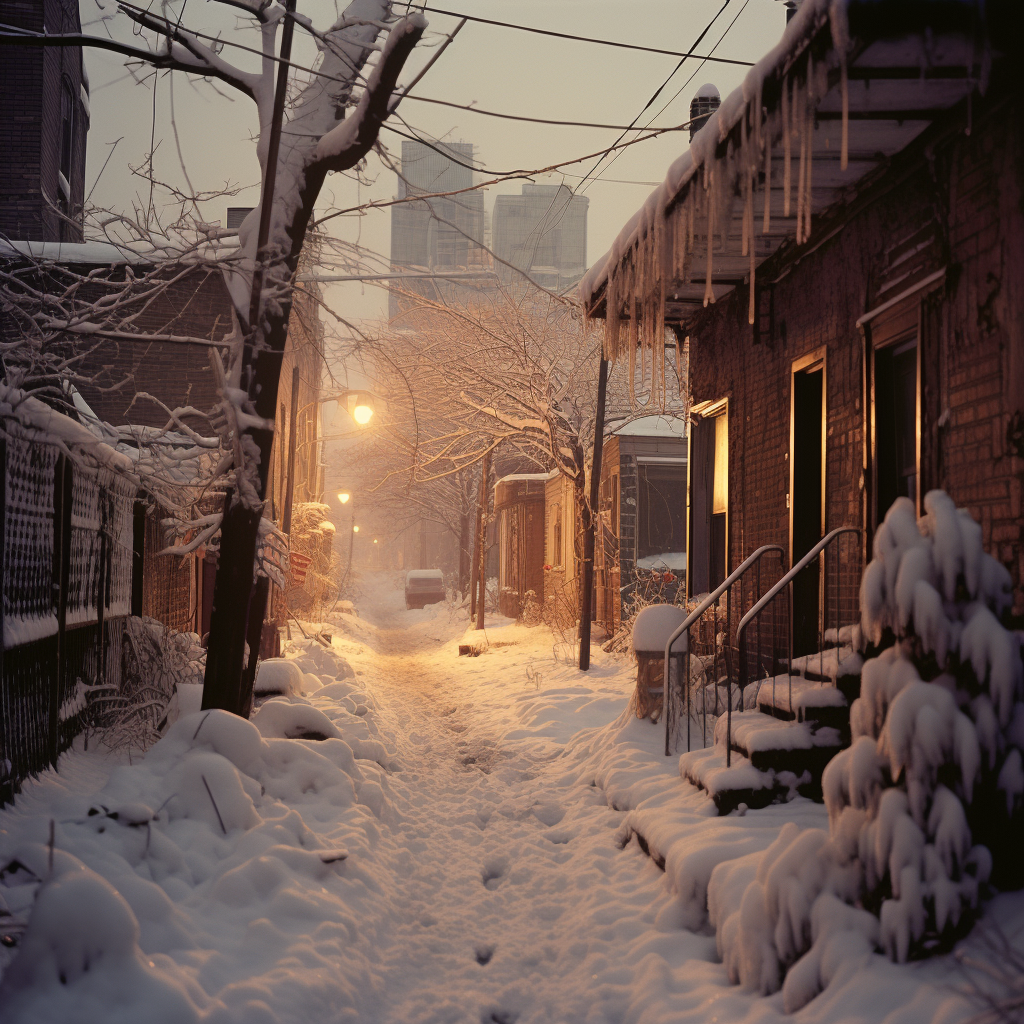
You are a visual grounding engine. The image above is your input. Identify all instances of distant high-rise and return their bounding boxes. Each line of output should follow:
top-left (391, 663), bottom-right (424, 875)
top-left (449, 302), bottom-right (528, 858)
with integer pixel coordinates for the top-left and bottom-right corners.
top-left (491, 184), bottom-right (588, 293)
top-left (389, 140), bottom-right (487, 316)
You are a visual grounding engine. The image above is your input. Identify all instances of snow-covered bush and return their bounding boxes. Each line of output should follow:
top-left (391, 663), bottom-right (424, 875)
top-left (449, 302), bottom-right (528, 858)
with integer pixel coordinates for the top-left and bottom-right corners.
top-left (710, 492), bottom-right (1021, 1011)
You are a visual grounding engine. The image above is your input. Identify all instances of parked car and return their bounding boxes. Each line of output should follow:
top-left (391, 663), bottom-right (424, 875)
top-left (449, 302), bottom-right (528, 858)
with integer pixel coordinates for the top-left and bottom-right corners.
top-left (405, 569), bottom-right (445, 609)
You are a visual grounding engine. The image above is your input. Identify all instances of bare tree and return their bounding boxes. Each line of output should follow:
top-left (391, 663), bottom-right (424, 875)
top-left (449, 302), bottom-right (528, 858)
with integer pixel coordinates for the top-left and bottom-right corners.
top-left (1, 0), bottom-right (427, 713)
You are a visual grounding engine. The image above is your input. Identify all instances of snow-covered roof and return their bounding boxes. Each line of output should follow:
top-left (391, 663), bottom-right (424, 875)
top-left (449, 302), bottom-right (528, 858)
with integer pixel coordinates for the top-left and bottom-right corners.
top-left (694, 83), bottom-right (720, 100)
top-left (611, 415), bottom-right (687, 438)
top-left (579, 0), bottom-right (996, 346)
top-left (0, 239), bottom-right (152, 265)
top-left (495, 473), bottom-right (550, 485)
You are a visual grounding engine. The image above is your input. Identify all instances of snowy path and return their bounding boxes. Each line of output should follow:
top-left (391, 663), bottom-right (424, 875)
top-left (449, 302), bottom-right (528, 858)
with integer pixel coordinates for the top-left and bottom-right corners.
top-left (339, 583), bottom-right (677, 1024)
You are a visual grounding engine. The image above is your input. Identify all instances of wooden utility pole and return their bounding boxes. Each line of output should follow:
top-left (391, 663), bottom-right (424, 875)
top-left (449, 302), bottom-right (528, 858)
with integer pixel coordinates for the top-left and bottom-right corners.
top-left (474, 451), bottom-right (490, 630)
top-left (578, 358), bottom-right (609, 670)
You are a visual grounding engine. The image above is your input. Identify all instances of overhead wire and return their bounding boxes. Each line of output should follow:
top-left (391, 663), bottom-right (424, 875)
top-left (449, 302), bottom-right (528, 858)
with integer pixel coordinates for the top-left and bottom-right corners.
top-left (573, 0), bottom-right (732, 196)
top-left (584, 0), bottom-right (753, 192)
top-left (414, 4), bottom-right (754, 66)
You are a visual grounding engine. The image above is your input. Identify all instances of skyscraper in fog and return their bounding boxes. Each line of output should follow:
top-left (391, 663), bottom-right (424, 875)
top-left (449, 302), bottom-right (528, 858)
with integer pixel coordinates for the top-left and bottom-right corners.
top-left (389, 140), bottom-right (487, 316)
top-left (491, 184), bottom-right (588, 293)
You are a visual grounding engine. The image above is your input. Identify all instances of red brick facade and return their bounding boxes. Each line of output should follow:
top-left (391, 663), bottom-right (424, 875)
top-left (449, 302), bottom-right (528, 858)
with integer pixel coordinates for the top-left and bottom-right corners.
top-left (687, 91), bottom-right (1024, 614)
top-left (0, 0), bottom-right (88, 242)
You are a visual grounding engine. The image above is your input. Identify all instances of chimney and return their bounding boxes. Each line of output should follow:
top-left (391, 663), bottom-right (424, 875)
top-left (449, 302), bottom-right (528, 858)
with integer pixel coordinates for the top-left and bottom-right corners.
top-left (689, 85), bottom-right (721, 142)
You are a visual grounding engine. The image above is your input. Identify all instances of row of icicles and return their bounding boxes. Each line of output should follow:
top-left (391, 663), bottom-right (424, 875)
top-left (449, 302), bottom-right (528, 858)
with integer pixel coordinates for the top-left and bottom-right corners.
top-left (600, 29), bottom-right (850, 412)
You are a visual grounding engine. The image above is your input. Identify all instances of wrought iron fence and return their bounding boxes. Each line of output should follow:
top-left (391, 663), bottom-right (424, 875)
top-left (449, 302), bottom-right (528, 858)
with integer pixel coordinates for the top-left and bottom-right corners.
top-left (0, 428), bottom-right (135, 805)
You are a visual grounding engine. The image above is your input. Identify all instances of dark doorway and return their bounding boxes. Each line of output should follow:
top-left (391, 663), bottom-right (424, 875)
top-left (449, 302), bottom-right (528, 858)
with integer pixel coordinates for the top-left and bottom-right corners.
top-left (792, 365), bottom-right (823, 657)
top-left (874, 339), bottom-right (918, 524)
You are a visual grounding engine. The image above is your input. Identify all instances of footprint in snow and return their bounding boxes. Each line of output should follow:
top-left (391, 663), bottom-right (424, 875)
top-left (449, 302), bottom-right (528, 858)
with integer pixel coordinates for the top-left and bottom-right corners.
top-left (530, 801), bottom-right (565, 827)
top-left (481, 856), bottom-right (508, 890)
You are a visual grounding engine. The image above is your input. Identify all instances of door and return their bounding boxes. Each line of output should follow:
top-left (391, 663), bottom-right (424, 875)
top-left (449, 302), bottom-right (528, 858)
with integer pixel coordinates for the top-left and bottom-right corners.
top-left (687, 406), bottom-right (727, 597)
top-left (791, 354), bottom-right (824, 657)
top-left (874, 338), bottom-right (918, 524)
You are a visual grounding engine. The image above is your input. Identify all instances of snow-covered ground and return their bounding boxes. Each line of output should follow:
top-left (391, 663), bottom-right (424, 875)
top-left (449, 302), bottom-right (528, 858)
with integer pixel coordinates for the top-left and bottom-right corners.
top-left (0, 571), bottom-right (1019, 1023)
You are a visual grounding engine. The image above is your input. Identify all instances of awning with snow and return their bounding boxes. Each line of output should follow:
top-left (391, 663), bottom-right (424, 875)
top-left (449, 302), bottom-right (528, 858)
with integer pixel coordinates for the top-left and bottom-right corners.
top-left (579, 0), bottom-right (1009, 363)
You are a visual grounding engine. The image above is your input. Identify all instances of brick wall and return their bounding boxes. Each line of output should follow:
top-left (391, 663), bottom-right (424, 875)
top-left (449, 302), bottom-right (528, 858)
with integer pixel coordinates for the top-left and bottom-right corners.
top-left (688, 91), bottom-right (1024, 614)
top-left (141, 512), bottom-right (198, 634)
top-left (0, 0), bottom-right (88, 242)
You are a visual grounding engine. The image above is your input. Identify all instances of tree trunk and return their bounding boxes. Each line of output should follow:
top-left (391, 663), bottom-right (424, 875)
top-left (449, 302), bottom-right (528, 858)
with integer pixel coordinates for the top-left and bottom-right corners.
top-left (475, 451), bottom-right (490, 630)
top-left (458, 511), bottom-right (470, 598)
top-left (201, 14), bottom-right (424, 715)
top-left (578, 357), bottom-right (609, 671)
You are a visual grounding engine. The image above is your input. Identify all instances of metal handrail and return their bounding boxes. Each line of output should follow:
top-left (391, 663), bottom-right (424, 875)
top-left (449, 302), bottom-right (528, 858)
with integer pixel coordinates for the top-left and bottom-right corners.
top-left (663, 544), bottom-right (785, 756)
top-left (729, 526), bottom-right (860, 765)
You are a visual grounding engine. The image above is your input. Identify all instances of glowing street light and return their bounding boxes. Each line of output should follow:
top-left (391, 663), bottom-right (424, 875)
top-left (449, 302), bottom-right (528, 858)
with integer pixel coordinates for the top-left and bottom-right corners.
top-left (353, 525), bottom-right (360, 533)
top-left (342, 391), bottom-right (375, 426)
top-left (338, 491), bottom-right (351, 505)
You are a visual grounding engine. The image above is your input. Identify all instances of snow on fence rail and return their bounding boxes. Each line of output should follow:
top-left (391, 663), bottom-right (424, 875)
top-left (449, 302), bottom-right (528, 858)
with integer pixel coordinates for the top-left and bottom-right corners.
top-left (0, 397), bottom-right (136, 804)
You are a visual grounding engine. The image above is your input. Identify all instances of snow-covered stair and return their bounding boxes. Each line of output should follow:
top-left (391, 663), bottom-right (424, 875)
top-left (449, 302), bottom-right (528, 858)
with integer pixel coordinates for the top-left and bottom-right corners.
top-left (754, 675), bottom-right (850, 735)
top-left (678, 746), bottom-right (778, 815)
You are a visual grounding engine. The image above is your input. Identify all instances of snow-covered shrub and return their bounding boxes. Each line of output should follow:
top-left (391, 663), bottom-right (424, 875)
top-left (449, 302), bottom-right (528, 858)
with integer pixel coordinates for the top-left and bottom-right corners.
top-left (710, 492), bottom-right (1022, 1011)
top-left (85, 618), bottom-right (206, 753)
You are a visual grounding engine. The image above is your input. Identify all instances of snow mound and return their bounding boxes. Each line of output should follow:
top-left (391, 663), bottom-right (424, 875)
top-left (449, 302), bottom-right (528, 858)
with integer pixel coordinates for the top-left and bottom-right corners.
top-left (254, 658), bottom-right (304, 695)
top-left (252, 699), bottom-right (342, 741)
top-left (632, 604), bottom-right (687, 653)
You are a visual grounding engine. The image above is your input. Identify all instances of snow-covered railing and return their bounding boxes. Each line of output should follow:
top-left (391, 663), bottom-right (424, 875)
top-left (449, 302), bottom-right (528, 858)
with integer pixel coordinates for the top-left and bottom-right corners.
top-left (732, 526), bottom-right (861, 766)
top-left (663, 544), bottom-right (786, 756)
top-left (0, 395), bottom-right (137, 803)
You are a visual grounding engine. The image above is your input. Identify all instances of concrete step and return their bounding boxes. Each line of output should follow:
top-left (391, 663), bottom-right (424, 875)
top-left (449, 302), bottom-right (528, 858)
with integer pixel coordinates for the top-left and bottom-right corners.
top-left (754, 675), bottom-right (850, 734)
top-left (715, 711), bottom-right (844, 801)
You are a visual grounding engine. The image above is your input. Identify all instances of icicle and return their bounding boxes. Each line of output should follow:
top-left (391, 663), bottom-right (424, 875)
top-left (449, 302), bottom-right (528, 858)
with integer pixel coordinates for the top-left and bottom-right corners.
top-left (805, 74), bottom-right (814, 240)
top-left (753, 77), bottom-right (763, 168)
top-left (782, 75), bottom-right (792, 218)
top-left (840, 58), bottom-right (849, 171)
top-left (741, 174), bottom-right (749, 258)
top-left (796, 80), bottom-right (806, 245)
top-left (763, 126), bottom-right (772, 234)
top-left (747, 162), bottom-right (756, 326)
top-left (703, 173), bottom-right (715, 308)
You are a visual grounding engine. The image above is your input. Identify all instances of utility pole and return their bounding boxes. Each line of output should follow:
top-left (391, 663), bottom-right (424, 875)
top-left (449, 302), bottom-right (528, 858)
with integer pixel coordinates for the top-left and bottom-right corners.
top-left (475, 450), bottom-right (490, 630)
top-left (578, 358), bottom-right (609, 670)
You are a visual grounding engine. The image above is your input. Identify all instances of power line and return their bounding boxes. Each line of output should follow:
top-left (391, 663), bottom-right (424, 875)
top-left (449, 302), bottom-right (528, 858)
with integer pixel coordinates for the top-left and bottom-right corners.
top-left (416, 4), bottom-right (754, 67)
top-left (404, 94), bottom-right (684, 132)
top-left (574, 0), bottom-right (732, 195)
top-left (585, 0), bottom-right (752, 192)
top-left (312, 115), bottom-right (702, 230)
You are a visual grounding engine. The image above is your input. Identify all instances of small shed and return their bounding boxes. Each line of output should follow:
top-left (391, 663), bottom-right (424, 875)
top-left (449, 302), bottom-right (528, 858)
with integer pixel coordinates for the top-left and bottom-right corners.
top-left (596, 415), bottom-right (688, 635)
top-left (493, 473), bottom-right (548, 619)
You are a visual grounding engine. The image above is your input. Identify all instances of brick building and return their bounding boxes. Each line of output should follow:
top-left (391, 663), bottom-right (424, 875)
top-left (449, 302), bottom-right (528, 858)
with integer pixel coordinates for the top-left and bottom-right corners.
top-left (0, 0), bottom-right (89, 242)
top-left (581, 0), bottom-right (1024, 643)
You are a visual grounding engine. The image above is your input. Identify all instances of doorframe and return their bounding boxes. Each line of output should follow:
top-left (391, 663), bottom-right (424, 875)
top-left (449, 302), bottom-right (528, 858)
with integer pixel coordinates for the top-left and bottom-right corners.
top-left (686, 397), bottom-right (728, 600)
top-left (867, 303), bottom-right (921, 530)
top-left (788, 347), bottom-right (827, 571)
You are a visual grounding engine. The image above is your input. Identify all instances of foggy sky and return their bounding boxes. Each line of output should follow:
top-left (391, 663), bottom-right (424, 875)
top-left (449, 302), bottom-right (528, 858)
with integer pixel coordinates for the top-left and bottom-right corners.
top-left (80, 0), bottom-right (786, 330)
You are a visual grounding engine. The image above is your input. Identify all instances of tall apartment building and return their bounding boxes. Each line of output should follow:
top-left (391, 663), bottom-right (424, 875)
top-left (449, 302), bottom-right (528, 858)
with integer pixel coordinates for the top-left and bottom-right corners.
top-left (0, 0), bottom-right (89, 242)
top-left (491, 184), bottom-right (588, 293)
top-left (389, 140), bottom-right (488, 316)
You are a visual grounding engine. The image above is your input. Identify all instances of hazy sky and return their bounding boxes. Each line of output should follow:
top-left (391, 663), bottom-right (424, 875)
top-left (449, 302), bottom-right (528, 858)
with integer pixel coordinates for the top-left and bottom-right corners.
top-left (80, 0), bottom-right (787, 331)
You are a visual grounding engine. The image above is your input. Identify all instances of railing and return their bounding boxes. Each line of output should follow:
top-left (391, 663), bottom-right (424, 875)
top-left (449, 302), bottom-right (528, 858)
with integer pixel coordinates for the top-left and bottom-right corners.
top-left (729, 526), bottom-right (861, 766)
top-left (663, 545), bottom-right (786, 756)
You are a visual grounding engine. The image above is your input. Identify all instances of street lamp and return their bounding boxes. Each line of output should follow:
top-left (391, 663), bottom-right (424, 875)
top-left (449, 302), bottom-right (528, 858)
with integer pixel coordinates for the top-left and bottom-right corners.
top-left (338, 491), bottom-right (351, 505)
